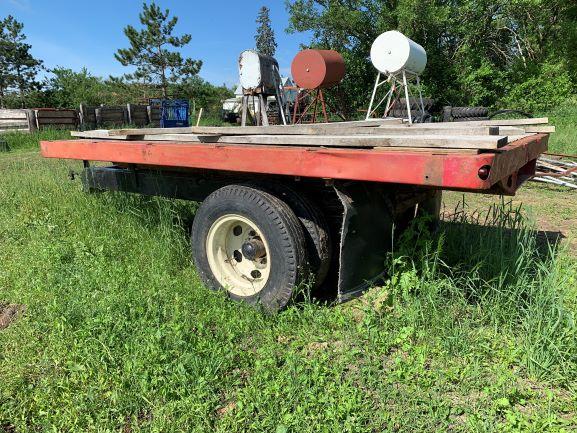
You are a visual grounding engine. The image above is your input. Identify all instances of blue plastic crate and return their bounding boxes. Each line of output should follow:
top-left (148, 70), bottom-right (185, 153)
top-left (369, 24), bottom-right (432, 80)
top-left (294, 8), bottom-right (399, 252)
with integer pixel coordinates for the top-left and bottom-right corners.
top-left (161, 100), bottom-right (190, 128)
top-left (149, 99), bottom-right (190, 128)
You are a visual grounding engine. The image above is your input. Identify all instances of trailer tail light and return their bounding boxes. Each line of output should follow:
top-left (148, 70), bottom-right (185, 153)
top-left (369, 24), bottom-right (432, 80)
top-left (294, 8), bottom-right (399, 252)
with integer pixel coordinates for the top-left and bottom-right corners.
top-left (478, 165), bottom-right (491, 180)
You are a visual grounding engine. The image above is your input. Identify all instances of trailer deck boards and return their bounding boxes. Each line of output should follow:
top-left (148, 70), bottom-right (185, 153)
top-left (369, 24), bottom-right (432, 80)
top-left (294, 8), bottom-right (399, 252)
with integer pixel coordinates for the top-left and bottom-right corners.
top-left (69, 118), bottom-right (551, 151)
top-left (108, 117), bottom-right (550, 136)
top-left (73, 131), bottom-right (511, 149)
top-left (42, 118), bottom-right (552, 194)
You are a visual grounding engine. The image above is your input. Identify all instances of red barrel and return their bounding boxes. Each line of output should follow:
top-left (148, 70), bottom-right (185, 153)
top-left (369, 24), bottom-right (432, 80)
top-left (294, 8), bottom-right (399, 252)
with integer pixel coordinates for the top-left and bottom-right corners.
top-left (291, 49), bottom-right (345, 89)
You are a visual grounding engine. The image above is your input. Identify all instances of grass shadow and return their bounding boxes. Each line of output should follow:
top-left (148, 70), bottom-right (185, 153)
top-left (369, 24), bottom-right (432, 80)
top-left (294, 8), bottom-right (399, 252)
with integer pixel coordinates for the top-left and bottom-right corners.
top-left (390, 197), bottom-right (577, 382)
top-left (96, 191), bottom-right (198, 232)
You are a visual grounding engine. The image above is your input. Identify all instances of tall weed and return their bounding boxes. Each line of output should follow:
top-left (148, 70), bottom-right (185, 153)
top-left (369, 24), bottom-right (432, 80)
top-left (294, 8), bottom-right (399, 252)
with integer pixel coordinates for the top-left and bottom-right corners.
top-left (387, 198), bottom-right (577, 383)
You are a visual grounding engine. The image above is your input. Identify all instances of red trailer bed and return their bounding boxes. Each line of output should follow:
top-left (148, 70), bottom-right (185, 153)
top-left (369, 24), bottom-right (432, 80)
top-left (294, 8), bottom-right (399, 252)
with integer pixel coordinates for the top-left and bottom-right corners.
top-left (39, 130), bottom-right (549, 309)
top-left (41, 133), bottom-right (547, 194)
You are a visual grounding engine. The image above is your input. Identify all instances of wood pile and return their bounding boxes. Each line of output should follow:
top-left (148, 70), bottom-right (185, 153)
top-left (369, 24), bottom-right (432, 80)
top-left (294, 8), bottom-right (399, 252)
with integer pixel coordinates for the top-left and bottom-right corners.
top-left (72, 117), bottom-right (553, 152)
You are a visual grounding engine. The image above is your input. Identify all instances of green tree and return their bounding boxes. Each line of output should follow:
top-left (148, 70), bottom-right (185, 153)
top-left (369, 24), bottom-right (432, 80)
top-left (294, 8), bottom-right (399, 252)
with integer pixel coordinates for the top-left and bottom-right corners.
top-left (171, 76), bottom-right (234, 115)
top-left (115, 2), bottom-right (202, 99)
top-left (286, 0), bottom-right (577, 114)
top-left (0, 15), bottom-right (43, 107)
top-left (255, 6), bottom-right (277, 57)
top-left (43, 68), bottom-right (108, 108)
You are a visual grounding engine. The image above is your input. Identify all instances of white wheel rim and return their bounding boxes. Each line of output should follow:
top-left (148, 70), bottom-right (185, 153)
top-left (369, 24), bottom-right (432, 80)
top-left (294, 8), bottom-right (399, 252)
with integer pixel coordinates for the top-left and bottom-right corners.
top-left (206, 214), bottom-right (272, 297)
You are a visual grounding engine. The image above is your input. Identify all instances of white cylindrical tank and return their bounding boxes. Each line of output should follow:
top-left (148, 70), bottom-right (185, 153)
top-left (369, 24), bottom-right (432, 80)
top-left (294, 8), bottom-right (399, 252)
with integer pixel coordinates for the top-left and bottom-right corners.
top-left (238, 50), bottom-right (279, 94)
top-left (370, 31), bottom-right (427, 75)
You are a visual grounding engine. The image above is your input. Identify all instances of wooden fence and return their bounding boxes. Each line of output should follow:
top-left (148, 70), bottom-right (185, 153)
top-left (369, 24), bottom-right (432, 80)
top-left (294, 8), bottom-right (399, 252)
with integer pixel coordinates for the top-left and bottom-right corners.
top-left (147, 106), bottom-right (161, 127)
top-left (127, 104), bottom-right (148, 127)
top-left (0, 109), bottom-right (33, 133)
top-left (79, 104), bottom-right (97, 128)
top-left (35, 109), bottom-right (79, 130)
top-left (1, 103), bottom-right (167, 133)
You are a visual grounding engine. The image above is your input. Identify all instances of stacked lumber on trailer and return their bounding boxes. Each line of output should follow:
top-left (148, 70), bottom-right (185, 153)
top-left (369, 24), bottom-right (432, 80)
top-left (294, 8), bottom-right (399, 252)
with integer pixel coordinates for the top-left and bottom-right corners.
top-left (70, 117), bottom-right (552, 152)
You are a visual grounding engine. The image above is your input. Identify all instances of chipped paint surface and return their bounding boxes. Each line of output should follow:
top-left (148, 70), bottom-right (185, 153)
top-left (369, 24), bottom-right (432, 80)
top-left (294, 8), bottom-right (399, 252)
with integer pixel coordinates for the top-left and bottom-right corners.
top-left (40, 134), bottom-right (547, 193)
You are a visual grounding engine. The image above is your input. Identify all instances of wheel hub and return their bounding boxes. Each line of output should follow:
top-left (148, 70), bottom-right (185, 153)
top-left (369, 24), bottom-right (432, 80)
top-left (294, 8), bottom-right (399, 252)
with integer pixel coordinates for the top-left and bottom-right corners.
top-left (206, 214), bottom-right (271, 297)
top-left (241, 239), bottom-right (266, 261)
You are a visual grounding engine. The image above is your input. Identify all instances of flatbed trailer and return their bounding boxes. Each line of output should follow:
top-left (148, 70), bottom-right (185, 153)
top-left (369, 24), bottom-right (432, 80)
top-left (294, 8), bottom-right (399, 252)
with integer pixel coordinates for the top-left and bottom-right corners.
top-left (40, 124), bottom-right (549, 311)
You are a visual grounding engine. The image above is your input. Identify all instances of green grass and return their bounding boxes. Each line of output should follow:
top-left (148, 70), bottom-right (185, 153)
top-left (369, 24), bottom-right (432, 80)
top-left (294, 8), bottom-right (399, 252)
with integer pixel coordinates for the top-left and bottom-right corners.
top-left (0, 129), bottom-right (71, 153)
top-left (196, 114), bottom-right (229, 127)
top-left (0, 121), bottom-right (577, 432)
top-left (546, 103), bottom-right (577, 155)
top-left (0, 164), bottom-right (576, 432)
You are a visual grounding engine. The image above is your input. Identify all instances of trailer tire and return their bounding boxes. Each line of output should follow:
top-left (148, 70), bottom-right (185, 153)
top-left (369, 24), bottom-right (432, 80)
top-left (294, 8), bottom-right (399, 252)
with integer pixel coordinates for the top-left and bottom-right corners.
top-left (191, 184), bottom-right (308, 311)
top-left (260, 183), bottom-right (332, 288)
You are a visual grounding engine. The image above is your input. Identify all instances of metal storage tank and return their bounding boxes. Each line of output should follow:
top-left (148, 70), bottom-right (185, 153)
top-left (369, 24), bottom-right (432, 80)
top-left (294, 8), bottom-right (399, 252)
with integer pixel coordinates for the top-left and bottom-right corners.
top-left (291, 49), bottom-right (346, 89)
top-left (370, 31), bottom-right (427, 75)
top-left (238, 50), bottom-right (280, 94)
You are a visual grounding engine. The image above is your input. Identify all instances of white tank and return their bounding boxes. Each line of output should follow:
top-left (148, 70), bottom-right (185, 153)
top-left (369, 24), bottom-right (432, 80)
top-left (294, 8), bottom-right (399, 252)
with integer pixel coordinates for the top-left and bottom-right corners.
top-left (370, 31), bottom-right (427, 75)
top-left (238, 50), bottom-right (280, 94)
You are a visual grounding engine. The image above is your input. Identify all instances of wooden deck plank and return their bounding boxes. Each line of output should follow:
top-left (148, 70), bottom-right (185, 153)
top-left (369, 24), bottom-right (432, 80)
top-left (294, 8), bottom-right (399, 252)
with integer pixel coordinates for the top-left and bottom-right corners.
top-left (109, 118), bottom-right (403, 136)
top-left (112, 125), bottom-right (504, 137)
top-left (378, 117), bottom-right (548, 128)
top-left (140, 133), bottom-right (508, 149)
top-left (73, 129), bottom-right (508, 149)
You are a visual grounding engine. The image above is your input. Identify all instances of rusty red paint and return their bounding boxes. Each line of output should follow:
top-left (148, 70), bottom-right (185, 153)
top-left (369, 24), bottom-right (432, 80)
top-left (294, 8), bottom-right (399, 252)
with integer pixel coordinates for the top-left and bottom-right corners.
top-left (40, 134), bottom-right (547, 193)
top-left (291, 49), bottom-right (346, 89)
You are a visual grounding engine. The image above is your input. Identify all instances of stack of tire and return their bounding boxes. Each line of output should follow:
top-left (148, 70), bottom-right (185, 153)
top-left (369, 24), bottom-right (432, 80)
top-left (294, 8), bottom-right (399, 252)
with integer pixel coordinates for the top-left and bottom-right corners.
top-left (388, 98), bottom-right (436, 123)
top-left (442, 106), bottom-right (489, 122)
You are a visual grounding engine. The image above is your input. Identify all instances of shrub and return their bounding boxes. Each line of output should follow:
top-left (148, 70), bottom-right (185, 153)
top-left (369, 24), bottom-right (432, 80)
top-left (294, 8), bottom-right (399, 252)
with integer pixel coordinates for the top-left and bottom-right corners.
top-left (500, 62), bottom-right (575, 113)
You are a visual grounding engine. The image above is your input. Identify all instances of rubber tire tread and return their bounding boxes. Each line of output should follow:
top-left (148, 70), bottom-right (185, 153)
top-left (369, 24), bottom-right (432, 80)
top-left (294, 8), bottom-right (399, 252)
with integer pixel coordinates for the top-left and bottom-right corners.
top-left (259, 183), bottom-right (332, 288)
top-left (451, 107), bottom-right (489, 118)
top-left (191, 184), bottom-right (308, 311)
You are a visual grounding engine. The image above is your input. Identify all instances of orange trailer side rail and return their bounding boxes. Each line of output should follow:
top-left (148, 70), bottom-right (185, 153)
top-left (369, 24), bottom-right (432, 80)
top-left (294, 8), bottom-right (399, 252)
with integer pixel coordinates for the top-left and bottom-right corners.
top-left (41, 134), bottom-right (547, 194)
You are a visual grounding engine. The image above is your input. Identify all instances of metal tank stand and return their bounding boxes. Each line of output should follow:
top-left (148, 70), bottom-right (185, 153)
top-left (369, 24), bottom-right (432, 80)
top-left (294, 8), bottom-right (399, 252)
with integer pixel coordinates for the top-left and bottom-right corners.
top-left (241, 93), bottom-right (269, 127)
top-left (292, 88), bottom-right (329, 124)
top-left (240, 79), bottom-right (288, 128)
top-left (366, 69), bottom-right (426, 124)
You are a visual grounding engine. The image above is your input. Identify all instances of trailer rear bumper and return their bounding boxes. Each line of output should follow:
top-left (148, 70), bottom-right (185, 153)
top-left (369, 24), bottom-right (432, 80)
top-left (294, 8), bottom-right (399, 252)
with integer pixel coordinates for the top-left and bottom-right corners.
top-left (40, 134), bottom-right (547, 193)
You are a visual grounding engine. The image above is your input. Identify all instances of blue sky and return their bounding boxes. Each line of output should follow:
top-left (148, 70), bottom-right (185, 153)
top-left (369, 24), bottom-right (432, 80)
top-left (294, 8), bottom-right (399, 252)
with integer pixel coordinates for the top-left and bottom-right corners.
top-left (0, 0), bottom-right (312, 87)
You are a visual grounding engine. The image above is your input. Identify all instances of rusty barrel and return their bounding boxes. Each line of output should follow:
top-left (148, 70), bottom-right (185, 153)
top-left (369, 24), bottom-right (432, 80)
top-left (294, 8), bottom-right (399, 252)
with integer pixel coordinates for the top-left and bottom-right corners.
top-left (291, 49), bottom-right (345, 89)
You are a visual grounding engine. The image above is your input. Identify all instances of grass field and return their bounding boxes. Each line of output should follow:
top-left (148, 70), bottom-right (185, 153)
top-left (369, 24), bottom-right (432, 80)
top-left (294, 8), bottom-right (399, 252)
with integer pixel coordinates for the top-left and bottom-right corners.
top-left (0, 108), bottom-right (576, 432)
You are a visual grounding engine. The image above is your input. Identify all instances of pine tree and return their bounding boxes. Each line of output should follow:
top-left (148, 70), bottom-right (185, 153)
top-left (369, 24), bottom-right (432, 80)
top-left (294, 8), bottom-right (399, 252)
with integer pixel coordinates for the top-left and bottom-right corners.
top-left (0, 15), bottom-right (43, 107)
top-left (115, 2), bottom-right (202, 98)
top-left (255, 6), bottom-right (277, 57)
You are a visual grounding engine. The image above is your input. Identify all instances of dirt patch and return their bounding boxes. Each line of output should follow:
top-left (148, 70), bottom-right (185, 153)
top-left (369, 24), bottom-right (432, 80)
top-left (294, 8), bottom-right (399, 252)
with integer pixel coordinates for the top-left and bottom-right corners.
top-left (216, 401), bottom-right (237, 417)
top-left (122, 410), bottom-right (152, 433)
top-left (0, 303), bottom-right (26, 330)
top-left (1, 423), bottom-right (16, 433)
top-left (305, 340), bottom-right (346, 356)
